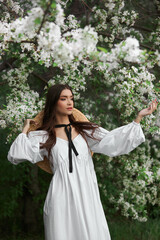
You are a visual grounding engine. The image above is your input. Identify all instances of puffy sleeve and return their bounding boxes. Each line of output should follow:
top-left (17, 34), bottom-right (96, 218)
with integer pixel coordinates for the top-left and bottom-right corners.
top-left (7, 130), bottom-right (48, 165)
top-left (84, 121), bottom-right (145, 157)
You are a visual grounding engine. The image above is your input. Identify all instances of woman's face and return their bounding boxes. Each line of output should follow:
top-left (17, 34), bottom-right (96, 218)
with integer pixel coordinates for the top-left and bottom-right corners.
top-left (56, 89), bottom-right (74, 115)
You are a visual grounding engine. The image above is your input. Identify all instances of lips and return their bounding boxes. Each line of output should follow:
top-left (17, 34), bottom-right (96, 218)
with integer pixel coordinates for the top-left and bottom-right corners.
top-left (67, 108), bottom-right (72, 110)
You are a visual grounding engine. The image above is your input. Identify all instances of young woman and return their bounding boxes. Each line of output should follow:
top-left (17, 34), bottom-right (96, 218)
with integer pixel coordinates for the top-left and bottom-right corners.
top-left (7, 84), bottom-right (158, 240)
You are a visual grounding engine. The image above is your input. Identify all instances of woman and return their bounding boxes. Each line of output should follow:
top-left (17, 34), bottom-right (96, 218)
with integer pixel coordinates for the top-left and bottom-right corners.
top-left (7, 84), bottom-right (158, 240)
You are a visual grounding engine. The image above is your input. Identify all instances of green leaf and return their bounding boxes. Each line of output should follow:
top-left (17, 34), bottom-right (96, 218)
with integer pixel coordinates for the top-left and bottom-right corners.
top-left (18, 33), bottom-right (23, 38)
top-left (121, 41), bottom-right (126, 46)
top-left (141, 51), bottom-right (146, 56)
top-left (53, 62), bottom-right (58, 67)
top-left (154, 87), bottom-right (160, 92)
top-left (146, 80), bottom-right (151, 85)
top-left (148, 51), bottom-right (154, 54)
top-left (34, 17), bottom-right (41, 25)
top-left (51, 2), bottom-right (56, 8)
top-left (149, 126), bottom-right (159, 133)
top-left (97, 47), bottom-right (108, 53)
top-left (38, 60), bottom-right (44, 65)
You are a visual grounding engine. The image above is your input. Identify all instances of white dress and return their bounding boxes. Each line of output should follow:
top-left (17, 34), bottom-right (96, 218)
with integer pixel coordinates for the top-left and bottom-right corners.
top-left (7, 120), bottom-right (145, 240)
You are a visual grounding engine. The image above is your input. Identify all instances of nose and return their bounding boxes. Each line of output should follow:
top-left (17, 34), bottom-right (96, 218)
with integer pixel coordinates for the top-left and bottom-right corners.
top-left (67, 99), bottom-right (73, 105)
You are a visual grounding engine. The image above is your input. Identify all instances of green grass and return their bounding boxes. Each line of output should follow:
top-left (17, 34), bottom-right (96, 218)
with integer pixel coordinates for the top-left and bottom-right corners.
top-left (108, 216), bottom-right (160, 240)
top-left (1, 217), bottom-right (160, 240)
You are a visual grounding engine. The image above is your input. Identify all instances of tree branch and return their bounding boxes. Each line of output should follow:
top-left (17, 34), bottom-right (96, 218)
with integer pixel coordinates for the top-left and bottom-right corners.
top-left (130, 24), bottom-right (153, 33)
top-left (131, 1), bottom-right (160, 16)
top-left (0, 57), bottom-right (17, 72)
top-left (0, 40), bottom-right (36, 44)
top-left (32, 72), bottom-right (49, 85)
top-left (98, 31), bottom-right (156, 51)
top-left (37, 1), bottom-right (53, 35)
top-left (0, 81), bottom-right (7, 86)
top-left (0, 1), bottom-right (20, 19)
top-left (81, 0), bottom-right (93, 12)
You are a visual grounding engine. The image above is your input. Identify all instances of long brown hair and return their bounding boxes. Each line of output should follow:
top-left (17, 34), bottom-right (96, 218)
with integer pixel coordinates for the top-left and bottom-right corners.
top-left (36, 83), bottom-right (101, 159)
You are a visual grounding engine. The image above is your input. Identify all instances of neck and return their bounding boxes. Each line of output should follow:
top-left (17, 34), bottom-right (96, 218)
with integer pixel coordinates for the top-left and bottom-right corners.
top-left (55, 115), bottom-right (71, 125)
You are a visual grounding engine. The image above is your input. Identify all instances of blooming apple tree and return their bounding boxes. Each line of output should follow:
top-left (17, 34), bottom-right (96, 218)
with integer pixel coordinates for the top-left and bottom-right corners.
top-left (0, 0), bottom-right (159, 222)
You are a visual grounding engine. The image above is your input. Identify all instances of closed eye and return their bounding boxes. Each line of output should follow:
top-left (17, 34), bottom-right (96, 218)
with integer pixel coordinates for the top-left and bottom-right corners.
top-left (60, 98), bottom-right (74, 101)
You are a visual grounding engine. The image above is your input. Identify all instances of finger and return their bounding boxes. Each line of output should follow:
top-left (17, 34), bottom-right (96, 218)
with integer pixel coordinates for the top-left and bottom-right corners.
top-left (152, 103), bottom-right (157, 112)
top-left (153, 102), bottom-right (157, 108)
top-left (26, 119), bottom-right (34, 125)
top-left (154, 100), bottom-right (158, 105)
top-left (32, 121), bottom-right (38, 125)
top-left (148, 103), bottom-right (152, 110)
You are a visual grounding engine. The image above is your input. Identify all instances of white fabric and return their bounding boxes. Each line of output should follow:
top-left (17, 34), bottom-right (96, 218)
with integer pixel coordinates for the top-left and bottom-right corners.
top-left (7, 120), bottom-right (145, 240)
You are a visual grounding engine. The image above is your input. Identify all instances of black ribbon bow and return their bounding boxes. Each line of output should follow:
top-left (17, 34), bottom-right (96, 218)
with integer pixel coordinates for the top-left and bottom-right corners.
top-left (55, 123), bottom-right (79, 173)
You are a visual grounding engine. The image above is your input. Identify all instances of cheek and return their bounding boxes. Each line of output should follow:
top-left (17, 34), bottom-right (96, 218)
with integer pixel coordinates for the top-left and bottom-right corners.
top-left (57, 101), bottom-right (66, 109)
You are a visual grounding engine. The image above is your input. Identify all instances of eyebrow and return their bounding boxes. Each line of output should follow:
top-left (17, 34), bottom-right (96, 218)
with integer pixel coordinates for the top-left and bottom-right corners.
top-left (60, 95), bottom-right (74, 97)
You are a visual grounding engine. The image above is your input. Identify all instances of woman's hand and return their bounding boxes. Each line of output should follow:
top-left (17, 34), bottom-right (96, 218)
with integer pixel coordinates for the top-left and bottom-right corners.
top-left (22, 119), bottom-right (38, 134)
top-left (138, 99), bottom-right (158, 117)
top-left (134, 99), bottom-right (158, 124)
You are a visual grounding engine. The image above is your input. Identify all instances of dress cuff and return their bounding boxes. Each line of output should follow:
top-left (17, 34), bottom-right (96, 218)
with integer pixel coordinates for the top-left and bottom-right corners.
top-left (132, 120), bottom-right (140, 125)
